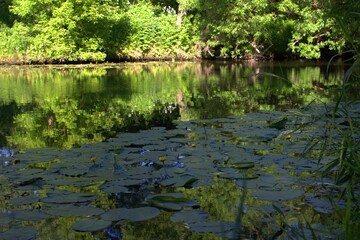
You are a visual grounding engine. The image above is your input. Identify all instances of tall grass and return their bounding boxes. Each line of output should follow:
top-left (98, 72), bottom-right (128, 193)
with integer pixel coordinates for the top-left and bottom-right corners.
top-left (300, 46), bottom-right (360, 239)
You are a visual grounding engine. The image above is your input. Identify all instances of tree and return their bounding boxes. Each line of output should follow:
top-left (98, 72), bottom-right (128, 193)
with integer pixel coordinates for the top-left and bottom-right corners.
top-left (0, 0), bottom-right (15, 26)
top-left (1, 0), bottom-right (358, 61)
top-left (8, 0), bottom-right (129, 62)
top-left (320, 0), bottom-right (360, 53)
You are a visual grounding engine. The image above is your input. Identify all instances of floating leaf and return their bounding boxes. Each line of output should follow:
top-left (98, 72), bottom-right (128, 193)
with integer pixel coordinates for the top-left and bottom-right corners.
top-left (42, 191), bottom-right (97, 204)
top-left (251, 189), bottom-right (304, 201)
top-left (59, 167), bottom-right (88, 177)
top-left (305, 197), bottom-right (338, 214)
top-left (101, 207), bottom-right (161, 222)
top-left (10, 196), bottom-right (40, 206)
top-left (252, 204), bottom-right (289, 215)
top-left (238, 144), bottom-right (275, 151)
top-left (268, 117), bottom-right (288, 130)
top-left (12, 176), bottom-right (44, 187)
top-left (72, 218), bottom-right (112, 232)
top-left (160, 175), bottom-right (198, 187)
top-left (231, 162), bottom-right (255, 169)
top-left (13, 210), bottom-right (51, 221)
top-left (170, 210), bottom-right (208, 223)
top-left (217, 167), bottom-right (238, 174)
top-left (150, 200), bottom-right (182, 211)
top-left (126, 166), bottom-right (154, 176)
top-left (45, 205), bottom-right (105, 217)
top-left (116, 178), bottom-right (144, 186)
top-left (188, 220), bottom-right (235, 233)
top-left (218, 172), bottom-right (258, 180)
top-left (99, 182), bottom-right (130, 193)
top-left (0, 226), bottom-right (37, 240)
top-left (148, 193), bottom-right (187, 202)
top-left (0, 212), bottom-right (13, 226)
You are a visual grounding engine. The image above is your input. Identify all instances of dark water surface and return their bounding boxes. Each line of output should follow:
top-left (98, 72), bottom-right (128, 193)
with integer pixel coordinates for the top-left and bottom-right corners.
top-left (0, 61), bottom-right (344, 151)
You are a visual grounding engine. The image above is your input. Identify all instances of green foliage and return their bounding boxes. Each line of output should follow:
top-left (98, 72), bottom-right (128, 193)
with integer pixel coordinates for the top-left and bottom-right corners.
top-left (119, 1), bottom-right (197, 59)
top-left (0, 22), bottom-right (31, 63)
top-left (0, 0), bottom-right (356, 62)
top-left (322, 0), bottom-right (360, 54)
top-left (289, 6), bottom-right (344, 59)
top-left (0, 0), bottom-right (15, 26)
top-left (3, 0), bottom-right (129, 62)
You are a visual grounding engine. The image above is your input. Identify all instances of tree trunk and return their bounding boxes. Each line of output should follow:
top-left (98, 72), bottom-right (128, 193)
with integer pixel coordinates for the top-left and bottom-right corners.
top-left (176, 4), bottom-right (186, 27)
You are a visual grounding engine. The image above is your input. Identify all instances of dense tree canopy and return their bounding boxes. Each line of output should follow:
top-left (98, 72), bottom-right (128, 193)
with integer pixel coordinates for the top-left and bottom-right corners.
top-left (0, 0), bottom-right (358, 63)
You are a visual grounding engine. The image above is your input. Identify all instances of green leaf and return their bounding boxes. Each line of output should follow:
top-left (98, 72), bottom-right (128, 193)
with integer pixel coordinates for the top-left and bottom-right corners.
top-left (171, 210), bottom-right (208, 223)
top-left (0, 226), bottom-right (37, 240)
top-left (101, 207), bottom-right (161, 222)
top-left (45, 205), bottom-right (105, 217)
top-left (72, 218), bottom-right (112, 232)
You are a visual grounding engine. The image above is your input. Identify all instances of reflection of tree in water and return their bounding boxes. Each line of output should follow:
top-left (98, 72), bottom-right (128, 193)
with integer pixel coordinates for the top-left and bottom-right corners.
top-left (6, 98), bottom-right (180, 151)
top-left (123, 102), bottom-right (179, 132)
top-left (1, 62), bottom-right (345, 150)
top-left (0, 101), bottom-right (36, 148)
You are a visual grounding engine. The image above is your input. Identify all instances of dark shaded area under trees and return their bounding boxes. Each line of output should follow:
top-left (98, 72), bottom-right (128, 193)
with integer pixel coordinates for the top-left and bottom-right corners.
top-left (0, 0), bottom-right (359, 63)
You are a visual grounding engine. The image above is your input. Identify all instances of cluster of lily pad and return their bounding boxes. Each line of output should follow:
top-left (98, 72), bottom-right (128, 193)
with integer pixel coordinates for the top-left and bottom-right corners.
top-left (0, 105), bottom-right (356, 239)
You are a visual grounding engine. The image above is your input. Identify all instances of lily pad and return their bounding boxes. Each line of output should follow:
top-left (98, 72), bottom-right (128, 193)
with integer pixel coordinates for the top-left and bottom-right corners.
top-left (160, 175), bottom-right (198, 187)
top-left (252, 204), bottom-right (289, 215)
top-left (13, 210), bottom-right (51, 221)
top-left (0, 212), bottom-right (13, 226)
top-left (231, 161), bottom-right (255, 169)
top-left (72, 218), bottom-right (112, 232)
top-left (10, 196), bottom-right (40, 206)
top-left (238, 144), bottom-right (275, 151)
top-left (45, 205), bottom-right (105, 217)
top-left (305, 197), bottom-right (336, 214)
top-left (0, 226), bottom-right (37, 240)
top-left (251, 189), bottom-right (304, 202)
top-left (99, 182), bottom-right (130, 193)
top-left (267, 117), bottom-right (288, 130)
top-left (148, 193), bottom-right (187, 202)
top-left (149, 200), bottom-right (182, 211)
top-left (218, 172), bottom-right (258, 180)
top-left (42, 191), bottom-right (97, 204)
top-left (126, 166), bottom-right (154, 176)
top-left (116, 178), bottom-right (144, 186)
top-left (170, 210), bottom-right (208, 223)
top-left (188, 220), bottom-right (235, 233)
top-left (59, 167), bottom-right (88, 177)
top-left (101, 207), bottom-right (161, 222)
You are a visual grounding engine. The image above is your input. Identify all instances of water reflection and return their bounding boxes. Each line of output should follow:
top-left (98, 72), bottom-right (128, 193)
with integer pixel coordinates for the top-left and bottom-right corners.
top-left (0, 148), bottom-right (14, 158)
top-left (0, 61), bottom-right (345, 150)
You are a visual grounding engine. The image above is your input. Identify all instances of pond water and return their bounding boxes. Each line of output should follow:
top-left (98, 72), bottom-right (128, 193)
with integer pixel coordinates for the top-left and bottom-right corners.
top-left (0, 61), bottom-right (355, 239)
top-left (0, 61), bottom-right (344, 150)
